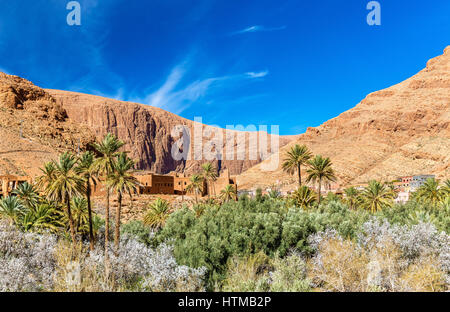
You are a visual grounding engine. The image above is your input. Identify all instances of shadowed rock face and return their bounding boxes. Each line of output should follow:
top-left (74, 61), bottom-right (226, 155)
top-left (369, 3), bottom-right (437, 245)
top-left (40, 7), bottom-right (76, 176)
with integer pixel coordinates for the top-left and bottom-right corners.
top-left (237, 46), bottom-right (450, 190)
top-left (0, 71), bottom-right (294, 177)
top-left (47, 89), bottom-right (294, 176)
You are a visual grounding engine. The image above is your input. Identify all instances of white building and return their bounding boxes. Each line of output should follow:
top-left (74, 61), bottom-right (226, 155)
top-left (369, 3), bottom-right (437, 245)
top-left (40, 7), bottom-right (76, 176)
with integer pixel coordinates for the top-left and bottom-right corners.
top-left (395, 191), bottom-right (410, 204)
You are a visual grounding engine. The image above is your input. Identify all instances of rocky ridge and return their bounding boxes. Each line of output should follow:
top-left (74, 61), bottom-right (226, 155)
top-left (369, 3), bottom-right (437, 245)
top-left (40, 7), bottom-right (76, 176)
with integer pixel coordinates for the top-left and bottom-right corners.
top-left (237, 46), bottom-right (450, 190)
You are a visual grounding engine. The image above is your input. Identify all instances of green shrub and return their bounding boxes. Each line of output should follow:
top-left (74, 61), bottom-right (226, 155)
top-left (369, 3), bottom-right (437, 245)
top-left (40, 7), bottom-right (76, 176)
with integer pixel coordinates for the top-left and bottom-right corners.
top-left (156, 197), bottom-right (446, 290)
top-left (377, 200), bottom-right (450, 233)
top-left (222, 251), bottom-right (311, 292)
top-left (269, 253), bottom-right (311, 292)
top-left (157, 201), bottom-right (285, 288)
top-left (120, 220), bottom-right (155, 246)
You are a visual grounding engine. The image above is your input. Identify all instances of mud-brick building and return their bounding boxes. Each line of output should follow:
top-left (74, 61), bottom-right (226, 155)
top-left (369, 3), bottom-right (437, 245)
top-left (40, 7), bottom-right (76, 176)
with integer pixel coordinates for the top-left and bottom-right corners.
top-left (135, 173), bottom-right (175, 195)
top-left (0, 175), bottom-right (31, 198)
top-left (172, 173), bottom-right (194, 195)
top-left (91, 170), bottom-right (237, 197)
top-left (210, 169), bottom-right (237, 195)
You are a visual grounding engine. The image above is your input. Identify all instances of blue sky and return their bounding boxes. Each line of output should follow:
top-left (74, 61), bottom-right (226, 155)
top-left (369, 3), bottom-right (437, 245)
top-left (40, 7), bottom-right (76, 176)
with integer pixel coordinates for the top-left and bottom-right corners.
top-left (0, 0), bottom-right (449, 135)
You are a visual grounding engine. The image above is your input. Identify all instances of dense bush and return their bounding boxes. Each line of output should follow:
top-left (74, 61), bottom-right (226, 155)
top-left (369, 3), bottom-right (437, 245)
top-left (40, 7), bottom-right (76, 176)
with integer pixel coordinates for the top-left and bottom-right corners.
top-left (157, 200), bottom-right (370, 288)
top-left (280, 201), bottom-right (370, 255)
top-left (222, 251), bottom-right (311, 292)
top-left (1, 189), bottom-right (448, 292)
top-left (0, 222), bottom-right (205, 292)
top-left (307, 219), bottom-right (449, 291)
top-left (0, 223), bottom-right (57, 291)
top-left (376, 201), bottom-right (450, 233)
top-left (157, 202), bottom-right (284, 288)
top-left (120, 220), bottom-right (155, 246)
top-left (156, 197), bottom-right (449, 290)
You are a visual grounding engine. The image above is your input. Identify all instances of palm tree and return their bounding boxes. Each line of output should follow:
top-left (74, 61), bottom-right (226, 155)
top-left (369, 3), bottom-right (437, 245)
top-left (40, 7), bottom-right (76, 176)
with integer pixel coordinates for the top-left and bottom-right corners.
top-left (143, 198), bottom-right (172, 230)
top-left (414, 178), bottom-right (445, 208)
top-left (282, 144), bottom-right (312, 186)
top-left (0, 196), bottom-right (25, 225)
top-left (324, 192), bottom-right (342, 204)
top-left (443, 179), bottom-right (450, 194)
top-left (186, 174), bottom-right (204, 203)
top-left (76, 151), bottom-right (98, 251)
top-left (360, 180), bottom-right (395, 213)
top-left (291, 186), bottom-right (316, 209)
top-left (201, 162), bottom-right (218, 198)
top-left (306, 155), bottom-right (337, 205)
top-left (20, 202), bottom-right (63, 233)
top-left (344, 187), bottom-right (360, 210)
top-left (12, 182), bottom-right (39, 208)
top-left (220, 184), bottom-right (237, 202)
top-left (268, 188), bottom-right (281, 200)
top-left (193, 204), bottom-right (206, 218)
top-left (70, 196), bottom-right (89, 234)
top-left (43, 152), bottom-right (85, 245)
top-left (36, 161), bottom-right (57, 191)
top-left (107, 152), bottom-right (138, 251)
top-left (92, 133), bottom-right (124, 256)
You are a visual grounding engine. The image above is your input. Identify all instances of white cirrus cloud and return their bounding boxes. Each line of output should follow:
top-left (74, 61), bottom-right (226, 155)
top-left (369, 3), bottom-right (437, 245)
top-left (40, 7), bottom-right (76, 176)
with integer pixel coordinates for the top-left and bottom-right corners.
top-left (246, 70), bottom-right (269, 78)
top-left (231, 25), bottom-right (287, 35)
top-left (139, 58), bottom-right (270, 114)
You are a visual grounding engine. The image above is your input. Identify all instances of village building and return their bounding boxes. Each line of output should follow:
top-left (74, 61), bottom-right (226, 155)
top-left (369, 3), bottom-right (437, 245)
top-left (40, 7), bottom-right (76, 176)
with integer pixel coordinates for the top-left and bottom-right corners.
top-left (0, 175), bottom-right (32, 198)
top-left (395, 191), bottom-right (410, 204)
top-left (91, 170), bottom-right (237, 197)
top-left (210, 169), bottom-right (237, 195)
top-left (134, 172), bottom-right (175, 195)
top-left (410, 175), bottom-right (435, 190)
top-left (395, 174), bottom-right (435, 192)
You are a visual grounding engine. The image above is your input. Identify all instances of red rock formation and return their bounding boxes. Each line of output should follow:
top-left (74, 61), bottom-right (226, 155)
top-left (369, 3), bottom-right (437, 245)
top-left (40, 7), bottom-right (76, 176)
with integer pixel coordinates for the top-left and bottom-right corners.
top-left (237, 46), bottom-right (450, 190)
top-left (0, 71), bottom-right (294, 177)
top-left (47, 89), bottom-right (293, 175)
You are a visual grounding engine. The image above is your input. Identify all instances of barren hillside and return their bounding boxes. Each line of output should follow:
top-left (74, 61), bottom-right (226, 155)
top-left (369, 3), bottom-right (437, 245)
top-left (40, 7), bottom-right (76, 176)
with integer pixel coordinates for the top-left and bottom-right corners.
top-left (237, 46), bottom-right (450, 190)
top-left (0, 72), bottom-right (294, 177)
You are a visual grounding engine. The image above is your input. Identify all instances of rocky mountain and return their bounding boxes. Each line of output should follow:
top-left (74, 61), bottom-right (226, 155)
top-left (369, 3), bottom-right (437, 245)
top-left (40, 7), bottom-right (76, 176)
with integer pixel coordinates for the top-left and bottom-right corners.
top-left (0, 73), bottom-right (94, 176)
top-left (237, 46), bottom-right (450, 190)
top-left (0, 72), bottom-right (294, 177)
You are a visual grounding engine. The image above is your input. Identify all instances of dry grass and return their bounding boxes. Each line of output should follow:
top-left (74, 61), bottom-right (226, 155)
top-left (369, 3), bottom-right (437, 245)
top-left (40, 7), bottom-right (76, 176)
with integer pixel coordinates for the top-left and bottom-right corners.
top-left (307, 236), bottom-right (448, 292)
top-left (53, 241), bottom-right (117, 292)
top-left (307, 238), bottom-right (369, 292)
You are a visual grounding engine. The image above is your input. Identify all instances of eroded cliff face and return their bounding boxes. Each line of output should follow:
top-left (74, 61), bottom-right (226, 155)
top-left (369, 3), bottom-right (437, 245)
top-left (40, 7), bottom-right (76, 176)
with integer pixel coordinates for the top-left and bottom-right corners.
top-left (0, 71), bottom-right (293, 177)
top-left (46, 89), bottom-right (293, 175)
top-left (237, 47), bottom-right (450, 190)
top-left (3, 46), bottom-right (448, 183)
top-left (0, 73), bottom-right (95, 176)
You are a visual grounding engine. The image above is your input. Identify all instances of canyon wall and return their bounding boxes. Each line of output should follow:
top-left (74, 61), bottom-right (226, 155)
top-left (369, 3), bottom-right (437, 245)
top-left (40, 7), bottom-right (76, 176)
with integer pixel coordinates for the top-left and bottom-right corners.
top-left (237, 46), bottom-right (450, 190)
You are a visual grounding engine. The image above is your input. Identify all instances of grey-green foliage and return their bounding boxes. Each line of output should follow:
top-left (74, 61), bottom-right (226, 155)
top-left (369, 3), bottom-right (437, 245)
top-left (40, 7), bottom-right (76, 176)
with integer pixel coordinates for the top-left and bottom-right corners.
top-left (222, 252), bottom-right (311, 292)
top-left (120, 220), bottom-right (155, 246)
top-left (157, 199), bottom-right (369, 288)
top-left (157, 196), bottom-right (449, 290)
top-left (157, 199), bottom-right (285, 288)
top-left (376, 200), bottom-right (450, 233)
top-left (269, 253), bottom-right (311, 292)
top-left (279, 201), bottom-right (370, 256)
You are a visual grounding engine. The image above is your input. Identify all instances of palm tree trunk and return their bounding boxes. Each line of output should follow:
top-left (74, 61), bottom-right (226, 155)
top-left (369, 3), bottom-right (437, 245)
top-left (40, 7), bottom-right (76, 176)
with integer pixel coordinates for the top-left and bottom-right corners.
top-left (318, 178), bottom-right (322, 205)
top-left (66, 196), bottom-right (77, 247)
top-left (105, 189), bottom-right (110, 261)
top-left (114, 192), bottom-right (122, 253)
top-left (207, 179), bottom-right (210, 200)
top-left (86, 182), bottom-right (94, 251)
top-left (297, 164), bottom-right (302, 186)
